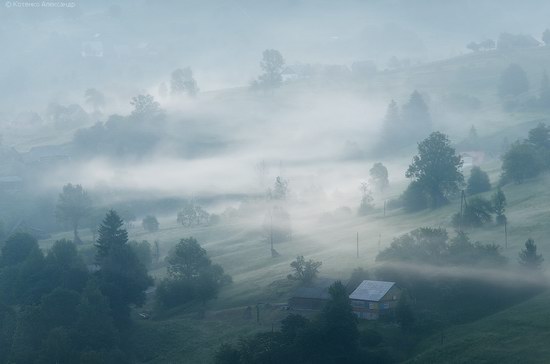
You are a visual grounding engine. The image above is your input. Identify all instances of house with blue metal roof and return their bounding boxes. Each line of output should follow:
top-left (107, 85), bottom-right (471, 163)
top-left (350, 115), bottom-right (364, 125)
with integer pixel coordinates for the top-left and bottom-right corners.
top-left (349, 280), bottom-right (402, 320)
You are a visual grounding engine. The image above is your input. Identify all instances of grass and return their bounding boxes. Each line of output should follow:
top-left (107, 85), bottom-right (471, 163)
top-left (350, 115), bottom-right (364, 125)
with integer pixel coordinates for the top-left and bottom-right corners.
top-left (34, 47), bottom-right (550, 363)
top-left (38, 171), bottom-right (550, 363)
top-left (406, 291), bottom-right (550, 364)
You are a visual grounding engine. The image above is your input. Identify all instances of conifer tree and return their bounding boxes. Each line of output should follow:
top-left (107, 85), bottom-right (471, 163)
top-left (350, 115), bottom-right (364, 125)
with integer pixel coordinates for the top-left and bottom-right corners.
top-left (95, 210), bottom-right (128, 261)
top-left (518, 238), bottom-right (544, 270)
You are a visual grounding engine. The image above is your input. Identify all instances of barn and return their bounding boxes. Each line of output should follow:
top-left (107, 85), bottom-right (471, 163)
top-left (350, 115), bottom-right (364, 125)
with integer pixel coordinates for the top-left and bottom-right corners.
top-left (349, 280), bottom-right (401, 320)
top-left (288, 278), bottom-right (337, 310)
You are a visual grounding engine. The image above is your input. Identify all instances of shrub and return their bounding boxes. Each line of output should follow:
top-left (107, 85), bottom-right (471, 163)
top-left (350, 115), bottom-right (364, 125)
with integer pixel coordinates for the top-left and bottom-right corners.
top-left (466, 166), bottom-right (491, 195)
top-left (141, 215), bottom-right (159, 232)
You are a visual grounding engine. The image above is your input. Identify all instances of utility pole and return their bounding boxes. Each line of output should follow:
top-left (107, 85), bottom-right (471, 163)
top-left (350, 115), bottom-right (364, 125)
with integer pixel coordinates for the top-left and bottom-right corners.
top-left (270, 211), bottom-right (274, 253)
top-left (356, 232), bottom-right (359, 258)
top-left (383, 200), bottom-right (387, 217)
top-left (459, 190), bottom-right (465, 232)
top-left (378, 233), bottom-right (381, 251)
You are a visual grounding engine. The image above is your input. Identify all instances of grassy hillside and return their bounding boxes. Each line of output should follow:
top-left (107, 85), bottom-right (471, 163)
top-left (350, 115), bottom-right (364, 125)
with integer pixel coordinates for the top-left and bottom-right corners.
top-left (39, 168), bottom-right (550, 363)
top-left (36, 47), bottom-right (550, 363)
top-left (407, 291), bottom-right (550, 364)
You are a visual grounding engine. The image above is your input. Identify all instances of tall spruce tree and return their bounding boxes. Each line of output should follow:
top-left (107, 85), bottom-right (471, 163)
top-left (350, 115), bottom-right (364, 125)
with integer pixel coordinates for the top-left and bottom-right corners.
top-left (402, 90), bottom-right (432, 142)
top-left (95, 210), bottom-right (129, 261)
top-left (94, 210), bottom-right (152, 325)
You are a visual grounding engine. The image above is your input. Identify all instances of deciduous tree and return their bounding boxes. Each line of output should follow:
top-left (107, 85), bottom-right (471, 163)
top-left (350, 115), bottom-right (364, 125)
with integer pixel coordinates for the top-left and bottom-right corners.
top-left (56, 184), bottom-right (92, 244)
top-left (406, 132), bottom-right (464, 208)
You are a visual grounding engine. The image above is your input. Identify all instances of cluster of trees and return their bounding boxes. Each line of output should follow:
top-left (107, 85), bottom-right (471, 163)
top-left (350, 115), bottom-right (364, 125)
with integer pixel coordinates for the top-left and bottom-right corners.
top-left (376, 228), bottom-right (544, 324)
top-left (46, 102), bottom-right (91, 130)
top-left (498, 64), bottom-right (550, 111)
top-left (452, 188), bottom-right (507, 228)
top-left (287, 255), bottom-right (322, 284)
top-left (501, 123), bottom-right (550, 184)
top-left (378, 91), bottom-right (432, 151)
top-left (0, 210), bottom-right (152, 363)
top-left (251, 49), bottom-right (285, 90)
top-left (214, 281), bottom-right (390, 364)
top-left (466, 39), bottom-right (495, 52)
top-left (170, 67), bottom-right (199, 97)
top-left (452, 188), bottom-right (507, 229)
top-left (156, 237), bottom-right (231, 309)
top-left (55, 183), bottom-right (162, 246)
top-left (176, 203), bottom-right (211, 227)
top-left (73, 94), bottom-right (165, 158)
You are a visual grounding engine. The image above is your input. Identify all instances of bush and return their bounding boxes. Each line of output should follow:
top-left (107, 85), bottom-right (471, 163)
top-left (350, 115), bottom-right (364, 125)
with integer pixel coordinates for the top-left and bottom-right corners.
top-left (466, 166), bottom-right (491, 195)
top-left (141, 215), bottom-right (159, 232)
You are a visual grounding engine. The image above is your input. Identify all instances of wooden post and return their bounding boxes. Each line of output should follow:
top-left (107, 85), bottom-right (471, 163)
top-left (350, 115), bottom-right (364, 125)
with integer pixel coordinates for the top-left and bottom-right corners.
top-left (356, 232), bottom-right (359, 258)
top-left (504, 220), bottom-right (508, 249)
top-left (459, 190), bottom-right (465, 232)
top-left (270, 211), bottom-right (273, 253)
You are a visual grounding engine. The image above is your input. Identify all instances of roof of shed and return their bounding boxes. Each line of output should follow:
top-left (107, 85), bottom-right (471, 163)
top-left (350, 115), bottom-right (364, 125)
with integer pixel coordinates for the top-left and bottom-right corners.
top-left (349, 280), bottom-right (396, 302)
top-left (292, 277), bottom-right (337, 300)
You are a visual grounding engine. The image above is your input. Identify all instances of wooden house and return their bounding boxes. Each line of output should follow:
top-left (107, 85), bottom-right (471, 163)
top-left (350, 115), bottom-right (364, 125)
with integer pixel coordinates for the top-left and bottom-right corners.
top-left (349, 280), bottom-right (401, 320)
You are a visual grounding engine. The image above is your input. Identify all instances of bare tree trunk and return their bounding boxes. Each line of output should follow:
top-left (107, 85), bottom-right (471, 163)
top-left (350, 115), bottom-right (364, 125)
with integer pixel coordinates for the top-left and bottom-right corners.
top-left (73, 221), bottom-right (82, 245)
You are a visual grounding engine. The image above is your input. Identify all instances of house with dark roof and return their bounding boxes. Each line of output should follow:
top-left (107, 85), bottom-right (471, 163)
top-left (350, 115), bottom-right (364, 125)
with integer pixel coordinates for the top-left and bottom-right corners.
top-left (288, 278), bottom-right (337, 310)
top-left (349, 280), bottom-right (401, 320)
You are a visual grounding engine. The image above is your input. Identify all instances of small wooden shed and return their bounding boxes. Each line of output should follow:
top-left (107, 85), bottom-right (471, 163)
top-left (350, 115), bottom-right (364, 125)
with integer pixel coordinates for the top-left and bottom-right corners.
top-left (288, 278), bottom-right (337, 310)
